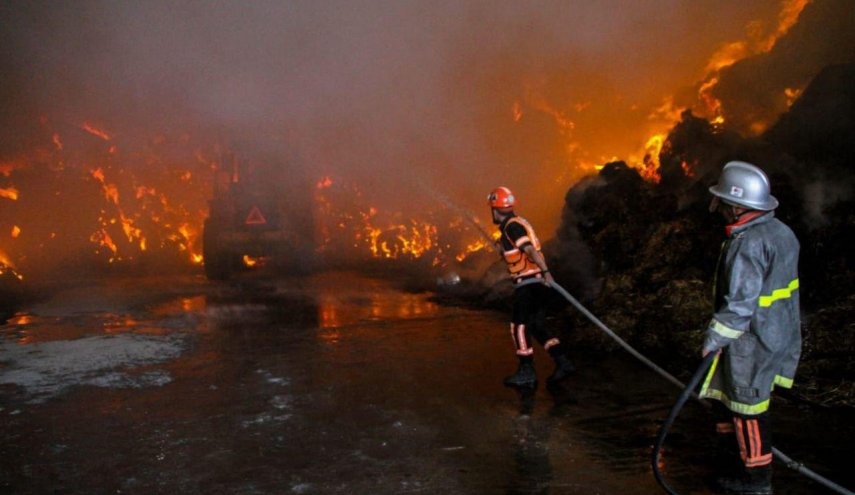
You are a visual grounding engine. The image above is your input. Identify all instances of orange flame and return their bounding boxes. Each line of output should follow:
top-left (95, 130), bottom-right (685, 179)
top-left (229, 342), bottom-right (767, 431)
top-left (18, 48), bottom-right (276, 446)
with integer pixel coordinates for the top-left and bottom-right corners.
top-left (784, 87), bottom-right (803, 107)
top-left (90, 229), bottom-right (119, 260)
top-left (455, 238), bottom-right (491, 262)
top-left (524, 92), bottom-right (576, 132)
top-left (512, 101), bottom-right (523, 122)
top-left (81, 122), bottom-right (113, 141)
top-left (0, 250), bottom-right (15, 268)
top-left (646, 134), bottom-right (666, 180)
top-left (317, 176), bottom-right (333, 189)
top-left (697, 0), bottom-right (810, 127)
top-left (0, 187), bottom-right (19, 201)
top-left (681, 160), bottom-right (696, 178)
top-left (0, 118), bottom-right (215, 272)
top-left (0, 250), bottom-right (24, 280)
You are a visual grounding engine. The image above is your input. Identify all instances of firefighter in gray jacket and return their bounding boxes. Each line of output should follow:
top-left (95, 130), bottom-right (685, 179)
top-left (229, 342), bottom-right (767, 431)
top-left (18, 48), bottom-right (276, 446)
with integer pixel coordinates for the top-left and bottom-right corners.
top-left (701, 161), bottom-right (801, 495)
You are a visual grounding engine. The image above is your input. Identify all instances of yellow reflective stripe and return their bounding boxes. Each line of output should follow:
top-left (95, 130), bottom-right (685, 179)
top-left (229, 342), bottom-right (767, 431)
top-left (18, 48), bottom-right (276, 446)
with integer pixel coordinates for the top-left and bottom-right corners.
top-left (758, 278), bottom-right (799, 308)
top-left (728, 397), bottom-right (770, 415)
top-left (701, 389), bottom-right (771, 415)
top-left (710, 319), bottom-right (744, 339)
top-left (773, 375), bottom-right (793, 389)
top-left (700, 354), bottom-right (773, 415)
top-left (699, 353), bottom-right (720, 398)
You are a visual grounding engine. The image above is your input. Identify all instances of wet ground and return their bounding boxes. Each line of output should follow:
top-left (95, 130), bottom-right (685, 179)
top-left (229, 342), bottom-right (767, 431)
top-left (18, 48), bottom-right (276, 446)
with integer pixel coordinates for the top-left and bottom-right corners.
top-left (0, 271), bottom-right (852, 494)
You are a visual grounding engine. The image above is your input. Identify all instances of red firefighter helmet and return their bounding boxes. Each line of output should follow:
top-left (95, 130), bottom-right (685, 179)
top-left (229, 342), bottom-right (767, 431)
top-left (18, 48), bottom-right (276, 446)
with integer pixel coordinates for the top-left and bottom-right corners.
top-left (488, 186), bottom-right (515, 209)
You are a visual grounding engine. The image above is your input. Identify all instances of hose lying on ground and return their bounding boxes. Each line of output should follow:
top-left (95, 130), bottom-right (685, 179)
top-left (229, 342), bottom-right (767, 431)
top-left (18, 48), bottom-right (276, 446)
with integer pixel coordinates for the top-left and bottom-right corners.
top-left (550, 281), bottom-right (854, 495)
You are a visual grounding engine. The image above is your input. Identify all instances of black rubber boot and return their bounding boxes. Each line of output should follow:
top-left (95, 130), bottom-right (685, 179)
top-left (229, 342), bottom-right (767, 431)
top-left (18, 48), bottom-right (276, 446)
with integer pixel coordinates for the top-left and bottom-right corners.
top-left (503, 360), bottom-right (537, 389)
top-left (546, 354), bottom-right (575, 385)
top-left (713, 433), bottom-right (742, 478)
top-left (718, 465), bottom-right (773, 494)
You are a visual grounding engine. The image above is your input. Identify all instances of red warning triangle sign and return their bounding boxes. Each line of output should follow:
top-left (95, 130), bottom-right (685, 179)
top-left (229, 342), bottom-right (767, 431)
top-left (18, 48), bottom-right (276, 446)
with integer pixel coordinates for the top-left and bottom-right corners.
top-left (245, 206), bottom-right (267, 225)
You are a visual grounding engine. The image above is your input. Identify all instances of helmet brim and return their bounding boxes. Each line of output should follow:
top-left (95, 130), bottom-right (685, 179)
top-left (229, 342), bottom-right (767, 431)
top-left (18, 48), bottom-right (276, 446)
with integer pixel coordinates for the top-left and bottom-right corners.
top-left (708, 186), bottom-right (779, 211)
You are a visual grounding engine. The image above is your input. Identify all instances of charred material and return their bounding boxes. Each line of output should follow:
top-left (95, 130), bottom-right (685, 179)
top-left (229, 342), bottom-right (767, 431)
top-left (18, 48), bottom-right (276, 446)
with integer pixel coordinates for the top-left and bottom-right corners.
top-left (552, 64), bottom-right (855, 406)
top-left (0, 262), bottom-right (25, 322)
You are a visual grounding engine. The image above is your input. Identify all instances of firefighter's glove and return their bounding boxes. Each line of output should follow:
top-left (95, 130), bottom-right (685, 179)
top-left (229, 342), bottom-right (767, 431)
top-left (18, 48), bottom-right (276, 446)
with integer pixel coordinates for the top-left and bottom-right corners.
top-left (542, 271), bottom-right (554, 287)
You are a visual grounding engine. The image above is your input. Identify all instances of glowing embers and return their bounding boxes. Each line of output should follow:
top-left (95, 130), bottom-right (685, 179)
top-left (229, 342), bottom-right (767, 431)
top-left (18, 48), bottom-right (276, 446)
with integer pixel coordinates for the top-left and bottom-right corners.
top-left (639, 134), bottom-right (666, 183)
top-left (89, 167), bottom-right (146, 263)
top-left (3, 117), bottom-right (495, 274)
top-left (242, 255), bottom-right (268, 268)
top-left (681, 159), bottom-right (697, 179)
top-left (313, 176), bottom-right (492, 267)
top-left (0, 117), bottom-right (212, 273)
top-left (693, 0), bottom-right (808, 135)
top-left (365, 221), bottom-right (438, 260)
top-left (81, 122), bottom-right (112, 141)
top-left (456, 237), bottom-right (495, 263)
top-left (0, 261), bottom-right (24, 281)
top-left (0, 249), bottom-right (22, 278)
top-left (0, 187), bottom-right (19, 201)
top-left (84, 160), bottom-right (205, 265)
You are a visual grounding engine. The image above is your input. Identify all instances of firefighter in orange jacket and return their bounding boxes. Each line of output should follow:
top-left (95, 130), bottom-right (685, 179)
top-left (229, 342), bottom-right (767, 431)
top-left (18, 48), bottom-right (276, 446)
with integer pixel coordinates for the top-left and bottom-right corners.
top-left (488, 186), bottom-right (575, 388)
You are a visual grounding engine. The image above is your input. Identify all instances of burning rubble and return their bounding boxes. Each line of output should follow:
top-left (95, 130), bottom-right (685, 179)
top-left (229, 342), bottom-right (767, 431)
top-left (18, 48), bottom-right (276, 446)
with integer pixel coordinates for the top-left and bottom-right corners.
top-left (313, 174), bottom-right (498, 279)
top-left (709, 0), bottom-right (855, 136)
top-left (548, 63), bottom-right (855, 406)
top-left (0, 117), bottom-right (497, 292)
top-left (0, 121), bottom-right (213, 281)
top-left (0, 0), bottom-right (852, 407)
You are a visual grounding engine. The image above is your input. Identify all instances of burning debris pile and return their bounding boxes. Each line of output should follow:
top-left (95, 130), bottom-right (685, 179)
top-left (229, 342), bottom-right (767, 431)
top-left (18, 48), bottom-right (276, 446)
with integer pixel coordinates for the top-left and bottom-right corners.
top-left (0, 122), bottom-right (214, 281)
top-left (551, 63), bottom-right (855, 406)
top-left (314, 174), bottom-right (498, 283)
top-left (0, 121), bottom-right (498, 295)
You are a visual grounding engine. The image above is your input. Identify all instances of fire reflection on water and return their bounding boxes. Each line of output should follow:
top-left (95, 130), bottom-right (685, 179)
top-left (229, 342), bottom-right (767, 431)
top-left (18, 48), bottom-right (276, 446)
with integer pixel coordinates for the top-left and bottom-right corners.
top-left (1, 290), bottom-right (209, 346)
top-left (317, 292), bottom-right (441, 330)
top-left (313, 273), bottom-right (442, 346)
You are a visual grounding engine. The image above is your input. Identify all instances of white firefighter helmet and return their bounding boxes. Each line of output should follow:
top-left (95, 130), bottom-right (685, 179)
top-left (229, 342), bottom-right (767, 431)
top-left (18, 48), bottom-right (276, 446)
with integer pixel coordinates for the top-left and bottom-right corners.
top-left (709, 161), bottom-right (779, 211)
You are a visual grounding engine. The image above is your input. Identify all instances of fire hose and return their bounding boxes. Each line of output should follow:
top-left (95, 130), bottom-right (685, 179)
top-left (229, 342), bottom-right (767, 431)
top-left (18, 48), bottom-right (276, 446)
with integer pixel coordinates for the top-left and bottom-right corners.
top-left (651, 351), bottom-right (717, 495)
top-left (418, 188), bottom-right (851, 493)
top-left (549, 281), bottom-right (854, 495)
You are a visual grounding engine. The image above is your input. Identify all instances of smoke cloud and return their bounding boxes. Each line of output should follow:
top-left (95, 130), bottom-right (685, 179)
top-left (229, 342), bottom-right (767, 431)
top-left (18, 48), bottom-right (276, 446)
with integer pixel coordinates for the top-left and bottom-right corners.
top-left (1, 1), bottom-right (785, 219)
top-left (1, 0), bottom-right (851, 277)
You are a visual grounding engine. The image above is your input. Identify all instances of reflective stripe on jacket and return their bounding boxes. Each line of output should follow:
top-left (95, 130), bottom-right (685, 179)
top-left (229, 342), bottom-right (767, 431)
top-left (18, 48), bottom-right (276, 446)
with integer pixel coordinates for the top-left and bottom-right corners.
top-left (699, 212), bottom-right (802, 415)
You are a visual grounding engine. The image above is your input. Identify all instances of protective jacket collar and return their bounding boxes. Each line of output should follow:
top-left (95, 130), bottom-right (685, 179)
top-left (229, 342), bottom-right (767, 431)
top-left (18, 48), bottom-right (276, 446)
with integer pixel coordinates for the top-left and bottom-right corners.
top-left (725, 210), bottom-right (773, 237)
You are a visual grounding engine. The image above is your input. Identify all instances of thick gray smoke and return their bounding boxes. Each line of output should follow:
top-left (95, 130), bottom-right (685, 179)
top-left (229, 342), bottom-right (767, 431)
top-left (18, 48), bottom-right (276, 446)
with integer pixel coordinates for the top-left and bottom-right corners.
top-left (7, 0), bottom-right (855, 283)
top-left (1, 0), bottom-right (785, 232)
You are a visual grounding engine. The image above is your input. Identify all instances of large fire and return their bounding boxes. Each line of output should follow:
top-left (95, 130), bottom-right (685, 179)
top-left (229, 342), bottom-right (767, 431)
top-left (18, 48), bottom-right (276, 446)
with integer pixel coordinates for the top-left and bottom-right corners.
top-left (0, 119), bottom-right (213, 277)
top-left (314, 176), bottom-right (492, 268)
top-left (695, 0), bottom-right (811, 133)
top-left (506, 0), bottom-right (811, 185)
top-left (0, 124), bottom-right (496, 281)
top-left (0, 1), bottom-right (820, 281)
